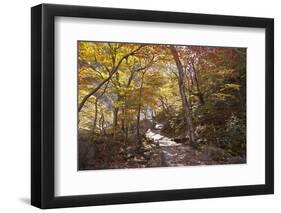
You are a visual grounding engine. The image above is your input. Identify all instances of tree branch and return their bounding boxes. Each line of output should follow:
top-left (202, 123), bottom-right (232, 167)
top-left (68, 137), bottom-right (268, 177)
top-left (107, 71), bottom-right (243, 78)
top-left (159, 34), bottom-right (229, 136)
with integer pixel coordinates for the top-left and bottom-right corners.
top-left (78, 45), bottom-right (145, 112)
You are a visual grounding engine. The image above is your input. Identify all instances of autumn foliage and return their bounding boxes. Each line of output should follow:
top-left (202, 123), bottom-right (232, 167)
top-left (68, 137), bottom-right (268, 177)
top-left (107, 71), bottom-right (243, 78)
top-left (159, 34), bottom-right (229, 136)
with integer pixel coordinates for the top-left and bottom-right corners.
top-left (78, 41), bottom-right (246, 170)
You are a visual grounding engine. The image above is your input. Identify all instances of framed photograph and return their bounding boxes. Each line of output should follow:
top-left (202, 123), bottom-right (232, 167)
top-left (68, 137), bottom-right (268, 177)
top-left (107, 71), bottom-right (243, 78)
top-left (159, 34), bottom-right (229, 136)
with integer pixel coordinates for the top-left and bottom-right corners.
top-left (31, 3), bottom-right (274, 209)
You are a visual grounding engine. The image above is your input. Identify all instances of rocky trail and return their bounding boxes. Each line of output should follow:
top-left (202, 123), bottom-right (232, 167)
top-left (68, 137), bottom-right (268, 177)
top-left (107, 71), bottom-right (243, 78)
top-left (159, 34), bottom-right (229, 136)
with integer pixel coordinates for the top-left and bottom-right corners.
top-left (145, 123), bottom-right (218, 167)
top-left (79, 122), bottom-right (245, 170)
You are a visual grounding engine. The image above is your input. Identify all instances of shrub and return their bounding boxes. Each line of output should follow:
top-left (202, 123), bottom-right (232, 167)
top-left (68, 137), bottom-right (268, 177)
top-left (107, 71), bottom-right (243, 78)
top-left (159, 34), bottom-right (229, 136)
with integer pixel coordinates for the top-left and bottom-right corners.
top-left (222, 114), bottom-right (246, 155)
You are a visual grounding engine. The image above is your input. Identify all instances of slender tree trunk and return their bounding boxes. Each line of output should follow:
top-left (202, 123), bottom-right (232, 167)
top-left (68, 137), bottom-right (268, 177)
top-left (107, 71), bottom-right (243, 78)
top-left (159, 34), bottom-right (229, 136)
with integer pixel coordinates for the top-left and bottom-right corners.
top-left (159, 95), bottom-right (170, 117)
top-left (144, 108), bottom-right (147, 120)
top-left (191, 61), bottom-right (204, 105)
top-left (99, 111), bottom-right (106, 135)
top-left (121, 107), bottom-right (125, 131)
top-left (113, 107), bottom-right (119, 138)
top-left (124, 99), bottom-right (129, 142)
top-left (125, 119), bottom-right (129, 142)
top-left (122, 71), bottom-right (136, 143)
top-left (93, 99), bottom-right (98, 132)
top-left (121, 106), bottom-right (127, 144)
top-left (170, 46), bottom-right (196, 145)
top-left (136, 72), bottom-right (145, 148)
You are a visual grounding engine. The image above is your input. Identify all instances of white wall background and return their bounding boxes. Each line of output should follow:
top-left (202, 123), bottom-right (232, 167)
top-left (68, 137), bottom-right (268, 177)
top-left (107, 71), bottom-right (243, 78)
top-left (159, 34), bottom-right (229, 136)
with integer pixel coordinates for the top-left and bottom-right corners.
top-left (0, 0), bottom-right (279, 212)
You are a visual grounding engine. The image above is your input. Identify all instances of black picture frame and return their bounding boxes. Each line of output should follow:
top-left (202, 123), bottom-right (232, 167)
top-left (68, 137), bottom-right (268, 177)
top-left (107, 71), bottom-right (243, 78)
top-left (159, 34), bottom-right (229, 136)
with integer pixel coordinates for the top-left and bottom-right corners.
top-left (31, 3), bottom-right (274, 209)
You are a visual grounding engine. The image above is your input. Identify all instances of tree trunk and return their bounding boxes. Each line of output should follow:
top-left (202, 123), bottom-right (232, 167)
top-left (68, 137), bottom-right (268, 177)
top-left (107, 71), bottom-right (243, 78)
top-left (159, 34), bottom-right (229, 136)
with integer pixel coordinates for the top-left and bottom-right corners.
top-left (121, 106), bottom-right (127, 144)
top-left (159, 95), bottom-right (170, 117)
top-left (124, 98), bottom-right (129, 142)
top-left (136, 72), bottom-right (145, 148)
top-left (99, 111), bottom-right (106, 135)
top-left (122, 71), bottom-right (137, 143)
top-left (93, 99), bottom-right (98, 132)
top-left (113, 107), bottom-right (119, 138)
top-left (191, 61), bottom-right (204, 105)
top-left (121, 107), bottom-right (125, 131)
top-left (169, 46), bottom-right (196, 145)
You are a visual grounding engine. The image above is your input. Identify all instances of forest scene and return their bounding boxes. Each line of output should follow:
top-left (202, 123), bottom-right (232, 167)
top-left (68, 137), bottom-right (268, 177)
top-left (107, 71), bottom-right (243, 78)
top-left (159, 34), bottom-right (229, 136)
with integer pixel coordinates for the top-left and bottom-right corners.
top-left (78, 41), bottom-right (246, 170)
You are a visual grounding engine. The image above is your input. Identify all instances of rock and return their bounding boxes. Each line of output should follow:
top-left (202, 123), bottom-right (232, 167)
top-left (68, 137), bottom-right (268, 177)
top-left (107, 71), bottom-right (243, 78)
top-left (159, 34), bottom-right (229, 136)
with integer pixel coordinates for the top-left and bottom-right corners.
top-left (147, 153), bottom-right (162, 167)
top-left (126, 153), bottom-right (134, 159)
top-left (173, 137), bottom-right (188, 144)
top-left (201, 145), bottom-right (226, 161)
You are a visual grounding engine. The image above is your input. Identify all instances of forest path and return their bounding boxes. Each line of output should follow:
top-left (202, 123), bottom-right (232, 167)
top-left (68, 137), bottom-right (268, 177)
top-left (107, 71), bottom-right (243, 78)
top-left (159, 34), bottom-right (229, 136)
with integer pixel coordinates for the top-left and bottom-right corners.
top-left (145, 123), bottom-right (207, 167)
